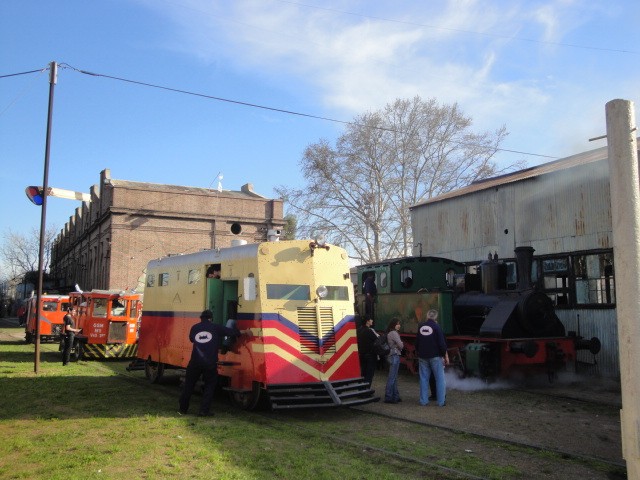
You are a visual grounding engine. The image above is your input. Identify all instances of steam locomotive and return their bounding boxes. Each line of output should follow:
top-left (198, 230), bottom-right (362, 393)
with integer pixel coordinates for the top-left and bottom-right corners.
top-left (355, 246), bottom-right (601, 379)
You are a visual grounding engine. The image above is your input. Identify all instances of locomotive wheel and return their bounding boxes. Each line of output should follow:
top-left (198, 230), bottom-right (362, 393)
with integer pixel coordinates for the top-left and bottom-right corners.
top-left (229, 382), bottom-right (262, 410)
top-left (145, 359), bottom-right (165, 384)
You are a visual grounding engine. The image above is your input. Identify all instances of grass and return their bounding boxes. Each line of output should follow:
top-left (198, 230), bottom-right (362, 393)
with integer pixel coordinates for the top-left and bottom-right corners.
top-left (0, 324), bottom-right (619, 480)
top-left (1, 328), bottom-right (473, 480)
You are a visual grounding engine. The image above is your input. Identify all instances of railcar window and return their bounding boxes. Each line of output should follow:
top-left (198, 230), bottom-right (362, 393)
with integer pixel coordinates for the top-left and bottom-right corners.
top-left (266, 284), bottom-right (310, 300)
top-left (188, 269), bottom-right (201, 284)
top-left (379, 272), bottom-right (388, 288)
top-left (42, 302), bottom-right (57, 311)
top-left (61, 302), bottom-right (71, 311)
top-left (93, 298), bottom-right (107, 317)
top-left (323, 286), bottom-right (349, 300)
top-left (130, 300), bottom-right (140, 317)
top-left (146, 275), bottom-right (155, 287)
top-left (111, 299), bottom-right (128, 317)
top-left (159, 273), bottom-right (169, 286)
top-left (574, 252), bottom-right (615, 305)
top-left (399, 268), bottom-right (412, 288)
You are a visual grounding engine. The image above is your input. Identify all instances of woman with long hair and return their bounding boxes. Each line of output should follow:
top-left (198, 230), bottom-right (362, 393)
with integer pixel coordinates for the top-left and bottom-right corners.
top-left (384, 318), bottom-right (403, 403)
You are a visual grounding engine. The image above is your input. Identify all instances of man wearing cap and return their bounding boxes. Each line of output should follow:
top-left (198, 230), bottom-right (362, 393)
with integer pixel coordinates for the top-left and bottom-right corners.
top-left (179, 309), bottom-right (241, 416)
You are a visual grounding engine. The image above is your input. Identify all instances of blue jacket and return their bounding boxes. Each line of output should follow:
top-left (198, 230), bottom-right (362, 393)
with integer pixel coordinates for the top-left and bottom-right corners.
top-left (188, 319), bottom-right (239, 367)
top-left (415, 319), bottom-right (447, 359)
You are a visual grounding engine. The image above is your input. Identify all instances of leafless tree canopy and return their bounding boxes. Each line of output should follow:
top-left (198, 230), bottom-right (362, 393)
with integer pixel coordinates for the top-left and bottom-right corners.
top-left (0, 227), bottom-right (58, 282)
top-left (277, 96), bottom-right (521, 263)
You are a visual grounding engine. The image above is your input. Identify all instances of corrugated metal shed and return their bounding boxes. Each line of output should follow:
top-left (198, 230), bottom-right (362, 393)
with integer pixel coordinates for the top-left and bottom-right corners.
top-left (410, 142), bottom-right (624, 378)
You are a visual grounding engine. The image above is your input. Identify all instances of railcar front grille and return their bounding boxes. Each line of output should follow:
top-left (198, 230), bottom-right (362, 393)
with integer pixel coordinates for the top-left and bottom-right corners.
top-left (298, 307), bottom-right (337, 355)
top-left (107, 322), bottom-right (127, 343)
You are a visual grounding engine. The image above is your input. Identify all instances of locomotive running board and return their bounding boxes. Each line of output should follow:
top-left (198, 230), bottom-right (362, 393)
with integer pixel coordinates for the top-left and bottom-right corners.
top-left (267, 378), bottom-right (380, 410)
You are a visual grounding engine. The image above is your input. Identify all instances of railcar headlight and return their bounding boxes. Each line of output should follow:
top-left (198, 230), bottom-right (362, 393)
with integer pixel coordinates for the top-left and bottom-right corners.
top-left (316, 285), bottom-right (328, 299)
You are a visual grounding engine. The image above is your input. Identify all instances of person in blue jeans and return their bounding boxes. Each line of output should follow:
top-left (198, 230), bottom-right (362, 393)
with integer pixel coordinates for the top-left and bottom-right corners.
top-left (384, 318), bottom-right (404, 404)
top-left (416, 309), bottom-right (448, 407)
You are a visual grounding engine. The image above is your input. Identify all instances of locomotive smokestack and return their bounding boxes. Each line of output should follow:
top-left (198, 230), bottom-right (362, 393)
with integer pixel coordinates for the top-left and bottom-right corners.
top-left (514, 246), bottom-right (535, 290)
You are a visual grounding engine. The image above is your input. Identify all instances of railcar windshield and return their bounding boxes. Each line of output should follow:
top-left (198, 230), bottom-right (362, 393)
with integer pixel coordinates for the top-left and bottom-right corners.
top-left (267, 284), bottom-right (310, 300)
top-left (42, 302), bottom-right (58, 311)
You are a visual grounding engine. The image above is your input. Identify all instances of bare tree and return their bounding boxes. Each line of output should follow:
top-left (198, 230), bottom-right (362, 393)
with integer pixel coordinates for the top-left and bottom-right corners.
top-left (277, 96), bottom-right (521, 263)
top-left (0, 227), bottom-right (58, 283)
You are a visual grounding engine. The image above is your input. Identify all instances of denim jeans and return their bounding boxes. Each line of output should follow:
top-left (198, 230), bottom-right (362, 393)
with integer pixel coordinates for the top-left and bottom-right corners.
top-left (385, 354), bottom-right (401, 401)
top-left (419, 357), bottom-right (446, 406)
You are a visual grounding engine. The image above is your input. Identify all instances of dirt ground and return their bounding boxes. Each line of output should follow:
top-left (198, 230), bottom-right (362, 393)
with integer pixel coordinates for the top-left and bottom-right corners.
top-left (356, 365), bottom-right (623, 466)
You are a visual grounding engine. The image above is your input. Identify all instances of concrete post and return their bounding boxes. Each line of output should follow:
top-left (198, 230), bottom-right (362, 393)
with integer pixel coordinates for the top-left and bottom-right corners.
top-left (606, 98), bottom-right (640, 477)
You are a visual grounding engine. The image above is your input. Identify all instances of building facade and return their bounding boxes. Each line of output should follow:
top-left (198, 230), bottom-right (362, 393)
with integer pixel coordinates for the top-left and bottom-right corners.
top-left (410, 143), bottom-right (630, 378)
top-left (50, 169), bottom-right (284, 292)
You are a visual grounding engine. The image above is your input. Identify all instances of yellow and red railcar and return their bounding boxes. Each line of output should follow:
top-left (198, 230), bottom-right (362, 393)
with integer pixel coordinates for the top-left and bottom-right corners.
top-left (69, 290), bottom-right (142, 360)
top-left (24, 294), bottom-right (70, 343)
top-left (136, 238), bottom-right (376, 410)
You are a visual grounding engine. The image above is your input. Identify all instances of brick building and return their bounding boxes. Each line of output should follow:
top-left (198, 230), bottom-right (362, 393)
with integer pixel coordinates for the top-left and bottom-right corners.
top-left (50, 169), bottom-right (284, 292)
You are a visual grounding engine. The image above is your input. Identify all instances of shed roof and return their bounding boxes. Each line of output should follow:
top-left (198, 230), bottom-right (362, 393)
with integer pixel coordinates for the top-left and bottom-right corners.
top-left (410, 143), bottom-right (610, 209)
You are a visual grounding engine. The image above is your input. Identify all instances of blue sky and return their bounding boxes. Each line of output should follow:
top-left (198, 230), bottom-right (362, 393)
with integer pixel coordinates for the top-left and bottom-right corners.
top-left (1, 0), bottom-right (638, 250)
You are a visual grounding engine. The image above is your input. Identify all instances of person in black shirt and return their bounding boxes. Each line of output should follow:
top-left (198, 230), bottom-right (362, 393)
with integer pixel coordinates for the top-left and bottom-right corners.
top-left (179, 310), bottom-right (242, 416)
top-left (357, 317), bottom-right (378, 386)
top-left (62, 306), bottom-right (81, 366)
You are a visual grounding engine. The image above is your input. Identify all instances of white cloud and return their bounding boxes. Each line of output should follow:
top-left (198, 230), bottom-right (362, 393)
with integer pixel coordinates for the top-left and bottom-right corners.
top-left (141, 0), bottom-right (638, 159)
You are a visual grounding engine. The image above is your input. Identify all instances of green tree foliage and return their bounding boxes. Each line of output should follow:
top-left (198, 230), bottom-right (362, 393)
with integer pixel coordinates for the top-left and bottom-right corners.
top-left (277, 96), bottom-right (520, 263)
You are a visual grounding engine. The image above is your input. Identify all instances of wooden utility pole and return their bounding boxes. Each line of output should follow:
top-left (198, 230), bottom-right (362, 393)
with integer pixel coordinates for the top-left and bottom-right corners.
top-left (606, 98), bottom-right (639, 478)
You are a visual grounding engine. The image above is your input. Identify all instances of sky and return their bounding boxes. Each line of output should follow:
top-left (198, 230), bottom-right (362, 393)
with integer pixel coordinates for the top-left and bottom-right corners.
top-left (1, 0), bottom-right (638, 252)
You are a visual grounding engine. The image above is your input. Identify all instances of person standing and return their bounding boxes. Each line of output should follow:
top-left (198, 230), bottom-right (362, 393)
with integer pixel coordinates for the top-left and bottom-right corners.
top-left (384, 318), bottom-right (403, 404)
top-left (357, 317), bottom-right (378, 387)
top-left (179, 310), bottom-right (242, 417)
top-left (62, 306), bottom-right (81, 366)
top-left (416, 309), bottom-right (448, 407)
top-left (363, 272), bottom-right (377, 320)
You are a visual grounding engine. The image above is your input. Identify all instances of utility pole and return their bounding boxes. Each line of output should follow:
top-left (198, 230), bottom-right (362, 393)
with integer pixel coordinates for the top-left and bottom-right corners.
top-left (34, 61), bottom-right (57, 374)
top-left (605, 98), bottom-right (639, 478)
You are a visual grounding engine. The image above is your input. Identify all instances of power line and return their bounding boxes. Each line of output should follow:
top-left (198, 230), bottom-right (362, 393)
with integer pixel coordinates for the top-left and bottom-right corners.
top-left (59, 64), bottom-right (557, 160)
top-left (0, 68), bottom-right (47, 79)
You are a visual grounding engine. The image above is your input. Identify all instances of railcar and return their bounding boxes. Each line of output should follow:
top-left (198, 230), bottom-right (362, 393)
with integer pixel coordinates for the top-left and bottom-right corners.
top-left (355, 246), bottom-right (601, 379)
top-left (135, 237), bottom-right (377, 410)
top-left (24, 294), bottom-right (70, 343)
top-left (67, 290), bottom-right (143, 360)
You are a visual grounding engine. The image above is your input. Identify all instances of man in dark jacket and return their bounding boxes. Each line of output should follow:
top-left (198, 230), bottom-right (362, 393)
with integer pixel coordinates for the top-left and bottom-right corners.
top-left (415, 309), bottom-right (448, 406)
top-left (357, 317), bottom-right (378, 386)
top-left (363, 272), bottom-right (377, 320)
top-left (179, 310), bottom-right (241, 416)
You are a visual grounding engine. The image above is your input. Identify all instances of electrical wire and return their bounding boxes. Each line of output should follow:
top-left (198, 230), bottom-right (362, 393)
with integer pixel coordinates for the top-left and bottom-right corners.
top-left (58, 63), bottom-right (558, 160)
